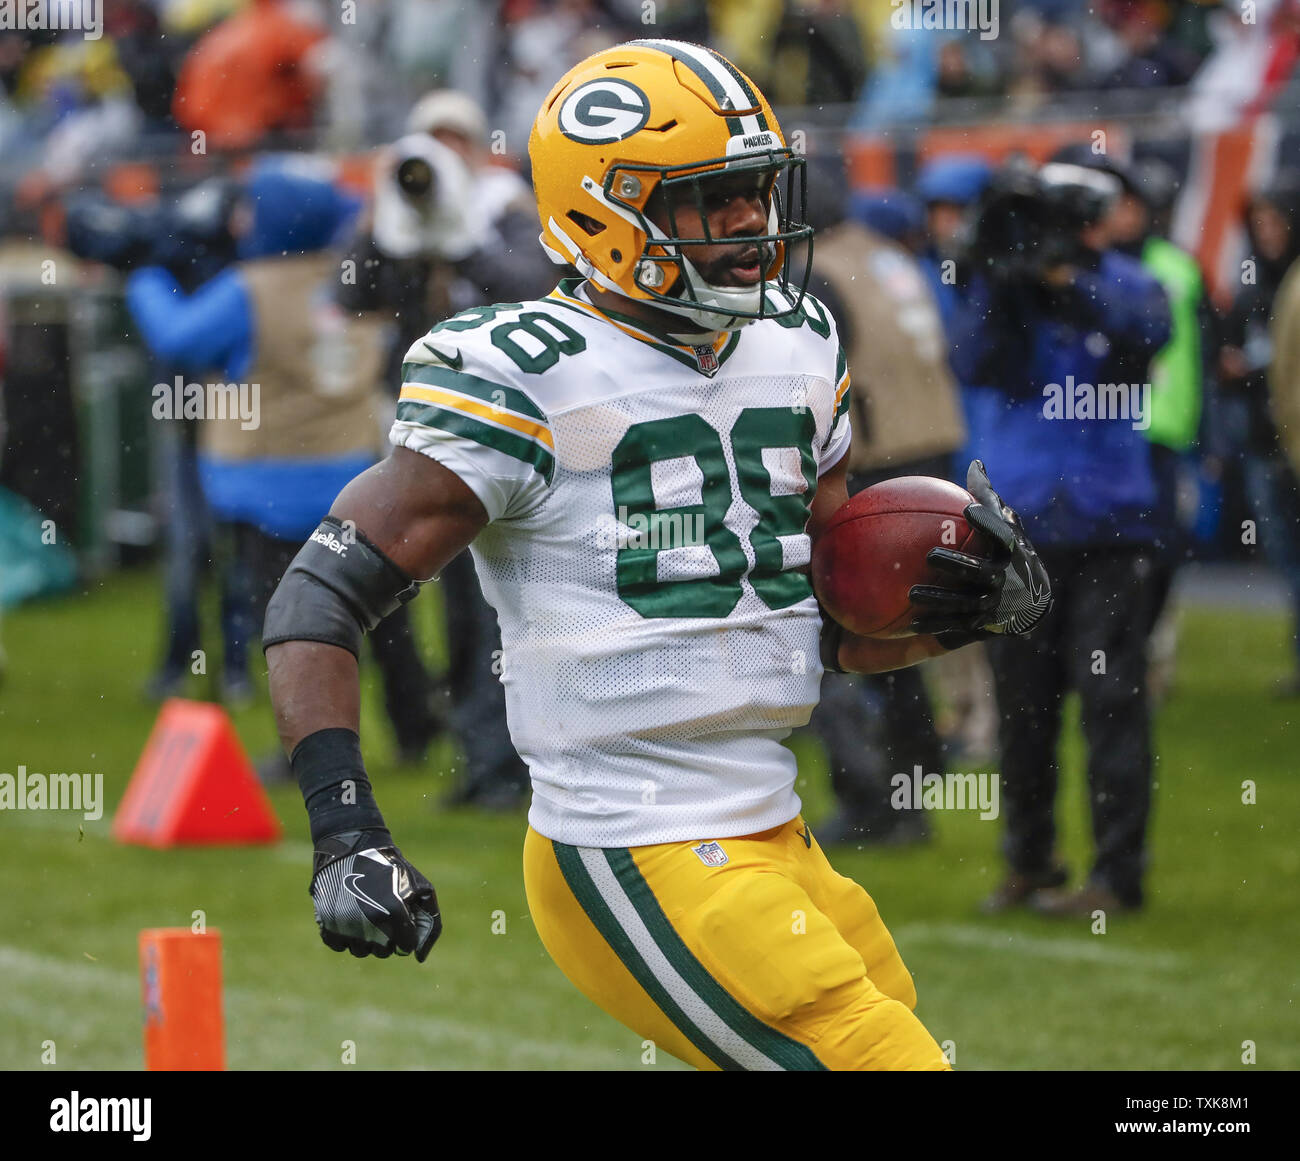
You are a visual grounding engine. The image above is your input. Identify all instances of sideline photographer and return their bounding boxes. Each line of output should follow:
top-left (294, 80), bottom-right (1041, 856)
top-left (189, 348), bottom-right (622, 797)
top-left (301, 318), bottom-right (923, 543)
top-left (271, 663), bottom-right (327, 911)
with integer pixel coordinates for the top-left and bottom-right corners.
top-left (340, 91), bottom-right (557, 389)
top-left (66, 179), bottom-right (251, 701)
top-left (335, 93), bottom-right (556, 810)
top-left (953, 159), bottom-right (1172, 916)
top-left (116, 161), bottom-right (442, 768)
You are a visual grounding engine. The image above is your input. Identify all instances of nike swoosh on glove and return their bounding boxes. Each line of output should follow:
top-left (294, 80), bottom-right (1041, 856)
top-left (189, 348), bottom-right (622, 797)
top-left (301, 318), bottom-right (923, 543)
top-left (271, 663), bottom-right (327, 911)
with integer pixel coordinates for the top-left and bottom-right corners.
top-left (310, 829), bottom-right (442, 962)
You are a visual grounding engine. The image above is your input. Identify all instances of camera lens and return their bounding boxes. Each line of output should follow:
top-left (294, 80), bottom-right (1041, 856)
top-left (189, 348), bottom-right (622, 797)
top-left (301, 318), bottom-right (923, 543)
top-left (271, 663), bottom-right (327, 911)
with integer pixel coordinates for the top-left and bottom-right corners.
top-left (396, 157), bottom-right (435, 199)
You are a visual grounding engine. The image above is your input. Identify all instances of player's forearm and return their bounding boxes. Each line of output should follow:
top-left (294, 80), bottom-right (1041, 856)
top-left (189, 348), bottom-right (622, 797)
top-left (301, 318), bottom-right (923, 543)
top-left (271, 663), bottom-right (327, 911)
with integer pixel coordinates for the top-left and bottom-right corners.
top-left (267, 641), bottom-right (362, 755)
top-left (836, 632), bottom-right (950, 674)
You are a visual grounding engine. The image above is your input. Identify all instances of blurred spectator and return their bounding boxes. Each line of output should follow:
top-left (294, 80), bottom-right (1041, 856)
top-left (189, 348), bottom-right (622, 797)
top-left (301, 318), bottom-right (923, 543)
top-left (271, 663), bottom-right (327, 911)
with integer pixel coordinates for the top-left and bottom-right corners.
top-left (1183, 0), bottom-right (1299, 132)
top-left (803, 167), bottom-right (968, 846)
top-left (1006, 11), bottom-right (1088, 102)
top-left (125, 159), bottom-right (444, 765)
top-left (1216, 174), bottom-right (1300, 695)
top-left (912, 155), bottom-right (1001, 760)
top-left (383, 0), bottom-right (498, 106)
top-left (106, 0), bottom-right (182, 127)
top-left (0, 195), bottom-right (83, 654)
top-left (173, 0), bottom-right (328, 151)
top-left (848, 188), bottom-right (925, 252)
top-left (337, 92), bottom-right (559, 808)
top-left (161, 1), bottom-right (246, 35)
top-left (935, 35), bottom-right (1003, 100)
top-left (954, 160), bottom-right (1172, 915)
top-left (321, 0), bottom-right (502, 149)
top-left (3, 32), bottom-right (143, 185)
top-left (0, 198), bottom-right (82, 559)
top-left (765, 1), bottom-right (868, 108)
top-left (62, 176), bottom-right (250, 702)
top-left (404, 88), bottom-right (556, 312)
top-left (1098, 0), bottom-right (1201, 89)
top-left (1052, 146), bottom-right (1211, 685)
top-left (915, 154), bottom-right (992, 340)
top-left (494, 0), bottom-right (628, 156)
top-left (1270, 253), bottom-right (1300, 480)
top-left (1126, 156), bottom-right (1211, 700)
top-left (851, 21), bottom-right (938, 129)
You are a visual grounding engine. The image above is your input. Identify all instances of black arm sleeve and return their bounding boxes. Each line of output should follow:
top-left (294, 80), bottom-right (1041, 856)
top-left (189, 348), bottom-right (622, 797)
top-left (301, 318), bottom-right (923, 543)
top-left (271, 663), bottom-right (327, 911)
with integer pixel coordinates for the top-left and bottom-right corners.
top-left (262, 516), bottom-right (422, 658)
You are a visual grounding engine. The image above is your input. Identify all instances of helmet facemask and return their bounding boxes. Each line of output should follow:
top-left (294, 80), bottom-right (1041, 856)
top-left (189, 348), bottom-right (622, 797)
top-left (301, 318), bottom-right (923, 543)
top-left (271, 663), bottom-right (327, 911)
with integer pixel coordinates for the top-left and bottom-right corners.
top-left (606, 150), bottom-right (814, 332)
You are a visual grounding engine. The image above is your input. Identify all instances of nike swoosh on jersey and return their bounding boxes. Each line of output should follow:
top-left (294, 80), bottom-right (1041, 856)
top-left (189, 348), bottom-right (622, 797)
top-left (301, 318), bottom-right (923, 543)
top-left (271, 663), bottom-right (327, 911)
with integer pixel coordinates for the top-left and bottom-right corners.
top-left (422, 341), bottom-right (463, 370)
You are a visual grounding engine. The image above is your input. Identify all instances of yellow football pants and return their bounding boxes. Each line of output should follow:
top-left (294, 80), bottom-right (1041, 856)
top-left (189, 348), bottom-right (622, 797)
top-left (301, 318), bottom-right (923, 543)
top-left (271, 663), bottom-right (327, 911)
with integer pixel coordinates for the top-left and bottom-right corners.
top-left (523, 817), bottom-right (950, 1071)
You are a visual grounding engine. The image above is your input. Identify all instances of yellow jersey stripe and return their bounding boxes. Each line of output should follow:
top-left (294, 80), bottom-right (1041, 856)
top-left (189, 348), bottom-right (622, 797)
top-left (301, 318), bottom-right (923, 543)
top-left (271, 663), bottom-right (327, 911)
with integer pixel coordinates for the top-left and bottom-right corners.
top-left (398, 384), bottom-right (556, 451)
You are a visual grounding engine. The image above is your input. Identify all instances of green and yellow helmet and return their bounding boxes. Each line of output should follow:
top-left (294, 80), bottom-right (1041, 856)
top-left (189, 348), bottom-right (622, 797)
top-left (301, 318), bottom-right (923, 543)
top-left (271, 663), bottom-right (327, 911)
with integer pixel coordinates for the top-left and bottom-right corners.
top-left (528, 39), bottom-right (813, 332)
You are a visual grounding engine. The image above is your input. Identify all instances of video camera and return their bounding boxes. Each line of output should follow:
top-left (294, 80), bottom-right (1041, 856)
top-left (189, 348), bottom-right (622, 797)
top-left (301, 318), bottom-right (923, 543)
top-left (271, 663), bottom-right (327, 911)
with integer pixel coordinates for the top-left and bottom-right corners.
top-left (966, 158), bottom-right (1121, 285)
top-left (64, 178), bottom-right (240, 291)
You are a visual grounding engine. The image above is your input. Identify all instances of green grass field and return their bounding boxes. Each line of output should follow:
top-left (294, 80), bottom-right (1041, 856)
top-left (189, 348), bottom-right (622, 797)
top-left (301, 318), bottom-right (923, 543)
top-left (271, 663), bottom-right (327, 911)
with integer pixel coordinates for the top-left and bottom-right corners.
top-left (2, 567), bottom-right (1297, 1071)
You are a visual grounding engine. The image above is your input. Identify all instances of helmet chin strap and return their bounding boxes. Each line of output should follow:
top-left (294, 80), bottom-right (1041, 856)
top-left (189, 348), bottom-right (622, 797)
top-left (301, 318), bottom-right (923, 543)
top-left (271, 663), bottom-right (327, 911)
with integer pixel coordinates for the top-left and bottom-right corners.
top-left (675, 255), bottom-right (767, 331)
top-left (643, 254), bottom-right (768, 333)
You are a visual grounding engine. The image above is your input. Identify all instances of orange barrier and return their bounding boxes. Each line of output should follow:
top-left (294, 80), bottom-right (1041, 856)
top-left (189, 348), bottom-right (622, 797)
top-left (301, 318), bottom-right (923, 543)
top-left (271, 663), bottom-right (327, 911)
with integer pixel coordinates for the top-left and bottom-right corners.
top-left (139, 928), bottom-right (225, 1071)
top-left (113, 698), bottom-right (281, 847)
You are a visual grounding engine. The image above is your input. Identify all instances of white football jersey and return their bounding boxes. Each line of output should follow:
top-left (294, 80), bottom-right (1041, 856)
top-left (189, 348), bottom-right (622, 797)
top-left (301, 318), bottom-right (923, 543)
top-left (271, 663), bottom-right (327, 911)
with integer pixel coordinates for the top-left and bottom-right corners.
top-left (390, 278), bottom-right (851, 847)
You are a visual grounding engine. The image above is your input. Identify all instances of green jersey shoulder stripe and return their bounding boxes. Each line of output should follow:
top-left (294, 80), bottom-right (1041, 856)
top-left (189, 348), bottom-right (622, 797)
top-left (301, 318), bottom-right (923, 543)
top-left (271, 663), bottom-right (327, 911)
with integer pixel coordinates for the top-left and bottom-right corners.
top-left (395, 399), bottom-right (555, 484)
top-left (401, 362), bottom-right (549, 424)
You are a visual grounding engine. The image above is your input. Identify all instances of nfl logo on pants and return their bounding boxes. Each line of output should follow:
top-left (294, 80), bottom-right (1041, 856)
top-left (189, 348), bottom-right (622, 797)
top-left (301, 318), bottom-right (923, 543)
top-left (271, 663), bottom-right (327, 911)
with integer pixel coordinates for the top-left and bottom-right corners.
top-left (692, 841), bottom-right (729, 867)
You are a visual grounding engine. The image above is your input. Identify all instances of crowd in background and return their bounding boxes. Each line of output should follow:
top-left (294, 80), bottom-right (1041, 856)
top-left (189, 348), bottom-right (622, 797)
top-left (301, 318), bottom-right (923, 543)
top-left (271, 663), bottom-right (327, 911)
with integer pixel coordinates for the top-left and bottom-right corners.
top-left (0, 1), bottom-right (1269, 193)
top-left (2, 1), bottom-right (1300, 914)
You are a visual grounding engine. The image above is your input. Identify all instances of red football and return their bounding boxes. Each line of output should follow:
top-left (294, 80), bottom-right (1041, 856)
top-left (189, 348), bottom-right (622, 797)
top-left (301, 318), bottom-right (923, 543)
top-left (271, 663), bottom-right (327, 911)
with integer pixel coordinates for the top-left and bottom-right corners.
top-left (812, 476), bottom-right (989, 639)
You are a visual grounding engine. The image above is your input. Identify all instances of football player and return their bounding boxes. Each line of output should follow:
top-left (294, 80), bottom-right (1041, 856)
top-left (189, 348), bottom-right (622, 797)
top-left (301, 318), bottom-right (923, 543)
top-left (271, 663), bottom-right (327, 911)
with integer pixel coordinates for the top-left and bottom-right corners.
top-left (264, 39), bottom-right (1050, 1070)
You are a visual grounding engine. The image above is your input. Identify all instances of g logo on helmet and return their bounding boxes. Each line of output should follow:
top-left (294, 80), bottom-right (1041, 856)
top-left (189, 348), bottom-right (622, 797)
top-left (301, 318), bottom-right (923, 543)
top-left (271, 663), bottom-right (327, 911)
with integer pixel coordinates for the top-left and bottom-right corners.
top-left (558, 79), bottom-right (651, 145)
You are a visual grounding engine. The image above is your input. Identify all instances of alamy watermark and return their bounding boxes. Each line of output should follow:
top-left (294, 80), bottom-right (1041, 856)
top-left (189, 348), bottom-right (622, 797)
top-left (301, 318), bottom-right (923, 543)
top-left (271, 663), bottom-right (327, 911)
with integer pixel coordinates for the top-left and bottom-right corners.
top-left (891, 765), bottom-right (1000, 820)
top-left (1, 765), bottom-right (103, 821)
top-left (152, 377), bottom-right (260, 430)
top-left (598, 507), bottom-right (706, 551)
top-left (890, 0), bottom-right (999, 40)
top-left (1042, 376), bottom-right (1151, 430)
top-left (50, 1092), bottom-right (150, 1141)
top-left (0, 1), bottom-right (102, 39)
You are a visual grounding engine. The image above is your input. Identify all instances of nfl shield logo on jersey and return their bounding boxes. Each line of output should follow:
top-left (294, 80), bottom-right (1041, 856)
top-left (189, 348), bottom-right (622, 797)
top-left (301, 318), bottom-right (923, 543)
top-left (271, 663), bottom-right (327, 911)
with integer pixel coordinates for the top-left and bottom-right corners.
top-left (692, 344), bottom-right (720, 377)
top-left (692, 841), bottom-right (729, 867)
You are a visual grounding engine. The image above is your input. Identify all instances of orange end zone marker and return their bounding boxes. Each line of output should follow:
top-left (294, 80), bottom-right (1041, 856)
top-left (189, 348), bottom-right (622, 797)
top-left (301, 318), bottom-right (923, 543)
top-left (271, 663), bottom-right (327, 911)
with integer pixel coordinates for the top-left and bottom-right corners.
top-left (139, 928), bottom-right (225, 1071)
top-left (114, 698), bottom-right (282, 847)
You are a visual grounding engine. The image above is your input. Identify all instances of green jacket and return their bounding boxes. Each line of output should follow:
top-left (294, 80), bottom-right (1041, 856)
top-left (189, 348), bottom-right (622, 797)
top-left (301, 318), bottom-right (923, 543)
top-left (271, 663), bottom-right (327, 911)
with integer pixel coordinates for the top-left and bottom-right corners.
top-left (1142, 236), bottom-right (1205, 451)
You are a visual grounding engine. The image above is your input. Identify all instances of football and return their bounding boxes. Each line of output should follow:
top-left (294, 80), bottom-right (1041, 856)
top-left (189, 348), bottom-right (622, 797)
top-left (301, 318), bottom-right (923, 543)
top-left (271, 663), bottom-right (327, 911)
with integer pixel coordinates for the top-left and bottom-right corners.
top-left (811, 475), bottom-right (990, 638)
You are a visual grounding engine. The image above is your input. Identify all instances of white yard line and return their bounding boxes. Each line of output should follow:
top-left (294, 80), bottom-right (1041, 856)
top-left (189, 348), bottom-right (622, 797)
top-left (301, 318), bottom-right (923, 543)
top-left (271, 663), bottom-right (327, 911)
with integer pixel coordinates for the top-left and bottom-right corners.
top-left (894, 922), bottom-right (1185, 971)
top-left (0, 945), bottom-right (637, 1070)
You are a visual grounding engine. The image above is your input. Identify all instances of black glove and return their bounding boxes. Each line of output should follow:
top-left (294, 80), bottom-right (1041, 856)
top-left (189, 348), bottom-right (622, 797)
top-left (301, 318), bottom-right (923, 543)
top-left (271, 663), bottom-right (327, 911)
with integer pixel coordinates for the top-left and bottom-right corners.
top-left (909, 460), bottom-right (1052, 645)
top-left (310, 827), bottom-right (442, 961)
